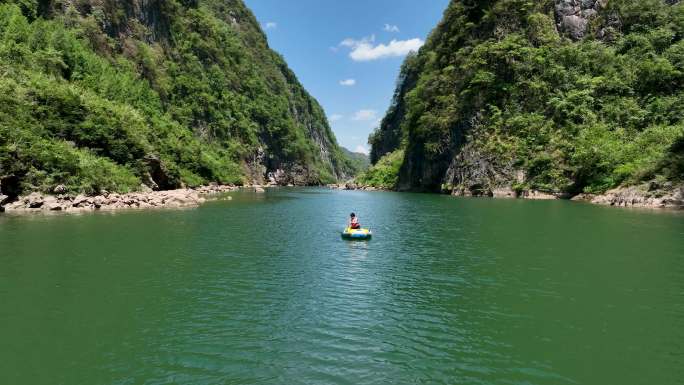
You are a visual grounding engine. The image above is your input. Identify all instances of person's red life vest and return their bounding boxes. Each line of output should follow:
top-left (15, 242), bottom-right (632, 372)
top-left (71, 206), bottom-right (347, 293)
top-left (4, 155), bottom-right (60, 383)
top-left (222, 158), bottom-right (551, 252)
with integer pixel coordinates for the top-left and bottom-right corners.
top-left (350, 217), bottom-right (360, 229)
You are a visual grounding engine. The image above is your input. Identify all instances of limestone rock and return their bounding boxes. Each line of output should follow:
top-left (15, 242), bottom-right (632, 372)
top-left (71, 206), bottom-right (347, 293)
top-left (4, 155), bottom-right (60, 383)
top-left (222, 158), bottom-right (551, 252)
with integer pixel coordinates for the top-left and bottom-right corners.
top-left (571, 193), bottom-right (596, 201)
top-left (554, 0), bottom-right (605, 40)
top-left (3, 200), bottom-right (26, 211)
top-left (1, 184), bottom-right (239, 214)
top-left (144, 154), bottom-right (174, 190)
top-left (561, 15), bottom-right (589, 39)
top-left (42, 196), bottom-right (63, 211)
top-left (267, 169), bottom-right (288, 186)
top-left (73, 194), bottom-right (90, 207)
top-left (53, 184), bottom-right (67, 194)
top-left (520, 190), bottom-right (561, 200)
top-left (492, 187), bottom-right (517, 198)
top-left (26, 193), bottom-right (45, 208)
top-left (591, 184), bottom-right (683, 209)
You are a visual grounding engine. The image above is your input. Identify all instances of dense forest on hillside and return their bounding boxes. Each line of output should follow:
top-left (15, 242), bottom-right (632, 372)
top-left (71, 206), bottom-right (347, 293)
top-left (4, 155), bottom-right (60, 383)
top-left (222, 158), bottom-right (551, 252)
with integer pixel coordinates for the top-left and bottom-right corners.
top-left (341, 147), bottom-right (370, 173)
top-left (0, 0), bottom-right (358, 198)
top-left (368, 0), bottom-right (683, 196)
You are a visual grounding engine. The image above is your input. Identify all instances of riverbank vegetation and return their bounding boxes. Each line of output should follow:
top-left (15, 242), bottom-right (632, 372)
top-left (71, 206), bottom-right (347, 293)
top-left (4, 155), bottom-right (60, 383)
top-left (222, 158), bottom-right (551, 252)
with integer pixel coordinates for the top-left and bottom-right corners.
top-left (0, 0), bottom-right (357, 198)
top-left (367, 0), bottom-right (684, 195)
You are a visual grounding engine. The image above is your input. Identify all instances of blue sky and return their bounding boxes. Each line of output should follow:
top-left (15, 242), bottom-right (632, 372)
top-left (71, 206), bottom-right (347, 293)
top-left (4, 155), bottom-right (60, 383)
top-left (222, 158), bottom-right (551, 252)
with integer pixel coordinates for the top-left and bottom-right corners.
top-left (243, 0), bottom-right (450, 154)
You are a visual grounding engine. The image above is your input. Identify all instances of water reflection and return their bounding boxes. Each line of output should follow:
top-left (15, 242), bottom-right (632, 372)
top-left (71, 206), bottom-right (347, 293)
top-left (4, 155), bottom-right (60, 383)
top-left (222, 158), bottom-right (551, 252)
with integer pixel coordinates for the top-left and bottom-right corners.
top-left (342, 238), bottom-right (370, 260)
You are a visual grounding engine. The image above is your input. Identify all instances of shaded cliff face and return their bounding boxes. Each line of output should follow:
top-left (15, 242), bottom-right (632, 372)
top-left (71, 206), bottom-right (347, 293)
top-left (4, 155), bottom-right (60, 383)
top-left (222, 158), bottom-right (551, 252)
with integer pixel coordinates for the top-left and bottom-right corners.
top-left (0, 0), bottom-right (350, 196)
top-left (369, 0), bottom-right (684, 195)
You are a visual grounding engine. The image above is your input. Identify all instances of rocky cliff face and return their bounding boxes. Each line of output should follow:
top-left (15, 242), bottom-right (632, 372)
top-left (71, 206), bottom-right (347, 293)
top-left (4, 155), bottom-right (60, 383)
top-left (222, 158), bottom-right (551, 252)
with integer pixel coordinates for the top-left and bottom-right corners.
top-left (0, 0), bottom-right (349, 199)
top-left (370, 54), bottom-right (421, 164)
top-left (555, 0), bottom-right (606, 39)
top-left (368, 0), bottom-right (684, 205)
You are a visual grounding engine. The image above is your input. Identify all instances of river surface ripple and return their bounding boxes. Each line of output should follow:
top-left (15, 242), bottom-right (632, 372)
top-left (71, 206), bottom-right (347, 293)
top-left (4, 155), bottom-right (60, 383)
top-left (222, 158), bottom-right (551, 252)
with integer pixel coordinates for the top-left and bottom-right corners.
top-left (1, 188), bottom-right (683, 385)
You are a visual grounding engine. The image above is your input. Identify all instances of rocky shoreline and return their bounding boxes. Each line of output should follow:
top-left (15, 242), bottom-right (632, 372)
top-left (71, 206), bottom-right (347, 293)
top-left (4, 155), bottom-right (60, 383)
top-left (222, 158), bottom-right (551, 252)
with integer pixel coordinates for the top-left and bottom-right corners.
top-left (3, 181), bottom-right (680, 214)
top-left (573, 183), bottom-right (684, 210)
top-left (0, 184), bottom-right (244, 214)
top-left (327, 183), bottom-right (388, 192)
top-left (470, 184), bottom-right (683, 210)
top-left (332, 182), bottom-right (684, 210)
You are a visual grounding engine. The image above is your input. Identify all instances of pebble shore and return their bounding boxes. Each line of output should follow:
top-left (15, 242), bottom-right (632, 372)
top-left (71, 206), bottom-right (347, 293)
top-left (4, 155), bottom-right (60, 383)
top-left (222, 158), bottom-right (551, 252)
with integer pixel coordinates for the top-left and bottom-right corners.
top-left (0, 184), bottom-right (247, 213)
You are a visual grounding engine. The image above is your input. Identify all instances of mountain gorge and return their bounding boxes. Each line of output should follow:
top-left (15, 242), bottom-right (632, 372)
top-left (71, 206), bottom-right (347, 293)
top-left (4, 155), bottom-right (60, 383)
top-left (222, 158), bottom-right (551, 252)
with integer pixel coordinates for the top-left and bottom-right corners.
top-left (368, 0), bottom-right (683, 205)
top-left (0, 0), bottom-right (356, 200)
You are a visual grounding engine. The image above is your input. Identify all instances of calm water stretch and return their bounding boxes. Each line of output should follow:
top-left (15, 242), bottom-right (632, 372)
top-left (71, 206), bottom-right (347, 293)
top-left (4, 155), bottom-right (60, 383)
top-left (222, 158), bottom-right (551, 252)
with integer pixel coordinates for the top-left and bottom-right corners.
top-left (1, 188), bottom-right (683, 385)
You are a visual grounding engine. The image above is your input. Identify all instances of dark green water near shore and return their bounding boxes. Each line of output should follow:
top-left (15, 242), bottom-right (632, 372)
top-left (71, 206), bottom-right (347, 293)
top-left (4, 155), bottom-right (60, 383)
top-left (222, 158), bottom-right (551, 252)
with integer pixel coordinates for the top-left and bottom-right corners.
top-left (1, 188), bottom-right (683, 385)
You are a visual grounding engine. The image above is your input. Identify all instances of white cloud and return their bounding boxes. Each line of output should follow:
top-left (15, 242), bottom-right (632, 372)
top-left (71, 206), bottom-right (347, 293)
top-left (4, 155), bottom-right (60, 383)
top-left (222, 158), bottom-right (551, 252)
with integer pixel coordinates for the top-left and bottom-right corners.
top-left (264, 22), bottom-right (277, 30)
top-left (339, 35), bottom-right (424, 61)
top-left (384, 24), bottom-right (400, 33)
top-left (352, 109), bottom-right (378, 121)
top-left (339, 79), bottom-right (356, 86)
top-left (355, 145), bottom-right (370, 155)
top-left (329, 114), bottom-right (343, 122)
top-left (340, 35), bottom-right (374, 47)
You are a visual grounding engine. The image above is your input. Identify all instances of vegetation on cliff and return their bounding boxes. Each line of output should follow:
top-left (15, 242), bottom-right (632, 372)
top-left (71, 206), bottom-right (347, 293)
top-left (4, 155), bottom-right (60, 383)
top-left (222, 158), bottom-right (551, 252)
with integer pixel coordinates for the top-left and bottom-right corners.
top-left (356, 149), bottom-right (403, 189)
top-left (0, 0), bottom-right (355, 197)
top-left (368, 0), bottom-right (684, 195)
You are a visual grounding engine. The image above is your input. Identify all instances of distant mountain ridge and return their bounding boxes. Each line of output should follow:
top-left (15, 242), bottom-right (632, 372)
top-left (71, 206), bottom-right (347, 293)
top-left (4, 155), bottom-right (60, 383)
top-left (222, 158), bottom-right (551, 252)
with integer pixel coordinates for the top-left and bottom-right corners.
top-left (341, 147), bottom-right (370, 173)
top-left (0, 0), bottom-right (358, 199)
top-left (368, 0), bottom-right (683, 204)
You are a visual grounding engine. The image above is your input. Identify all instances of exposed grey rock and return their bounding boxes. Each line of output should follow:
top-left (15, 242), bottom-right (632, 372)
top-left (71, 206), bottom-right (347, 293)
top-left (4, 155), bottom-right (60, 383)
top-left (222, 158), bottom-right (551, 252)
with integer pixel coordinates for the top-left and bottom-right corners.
top-left (582, 8), bottom-right (597, 18)
top-left (571, 193), bottom-right (596, 201)
top-left (1, 184), bottom-right (237, 214)
top-left (554, 0), bottom-right (603, 40)
top-left (42, 196), bottom-right (61, 211)
top-left (53, 184), bottom-right (67, 194)
top-left (492, 187), bottom-right (517, 198)
top-left (195, 184), bottom-right (238, 195)
top-left (267, 169), bottom-right (288, 186)
top-left (139, 183), bottom-right (153, 193)
top-left (143, 154), bottom-right (172, 190)
top-left (520, 190), bottom-right (562, 200)
top-left (26, 193), bottom-right (45, 208)
top-left (591, 184), bottom-right (683, 209)
top-left (3, 200), bottom-right (26, 211)
top-left (93, 196), bottom-right (105, 209)
top-left (561, 11), bottom-right (588, 39)
top-left (73, 194), bottom-right (89, 207)
top-left (443, 141), bottom-right (516, 197)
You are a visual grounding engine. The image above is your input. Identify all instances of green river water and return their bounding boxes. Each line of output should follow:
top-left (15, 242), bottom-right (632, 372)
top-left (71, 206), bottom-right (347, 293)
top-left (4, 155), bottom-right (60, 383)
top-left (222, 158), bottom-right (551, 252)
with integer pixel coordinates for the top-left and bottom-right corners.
top-left (1, 188), bottom-right (683, 385)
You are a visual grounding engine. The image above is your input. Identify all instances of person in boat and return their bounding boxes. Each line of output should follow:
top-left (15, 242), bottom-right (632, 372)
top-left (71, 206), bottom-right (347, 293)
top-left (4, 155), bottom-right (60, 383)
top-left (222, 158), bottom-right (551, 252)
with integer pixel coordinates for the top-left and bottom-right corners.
top-left (349, 212), bottom-right (361, 229)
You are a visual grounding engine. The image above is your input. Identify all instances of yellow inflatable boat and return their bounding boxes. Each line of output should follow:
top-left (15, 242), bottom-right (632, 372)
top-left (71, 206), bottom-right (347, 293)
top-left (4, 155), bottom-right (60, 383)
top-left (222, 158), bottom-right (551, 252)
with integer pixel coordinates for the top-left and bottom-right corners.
top-left (341, 227), bottom-right (372, 240)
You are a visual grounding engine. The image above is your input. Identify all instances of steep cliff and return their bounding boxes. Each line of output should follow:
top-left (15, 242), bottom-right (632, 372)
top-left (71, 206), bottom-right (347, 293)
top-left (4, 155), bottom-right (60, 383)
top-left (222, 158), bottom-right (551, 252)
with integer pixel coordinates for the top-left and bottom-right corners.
top-left (368, 0), bottom-right (683, 200)
top-left (0, 0), bottom-right (354, 198)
